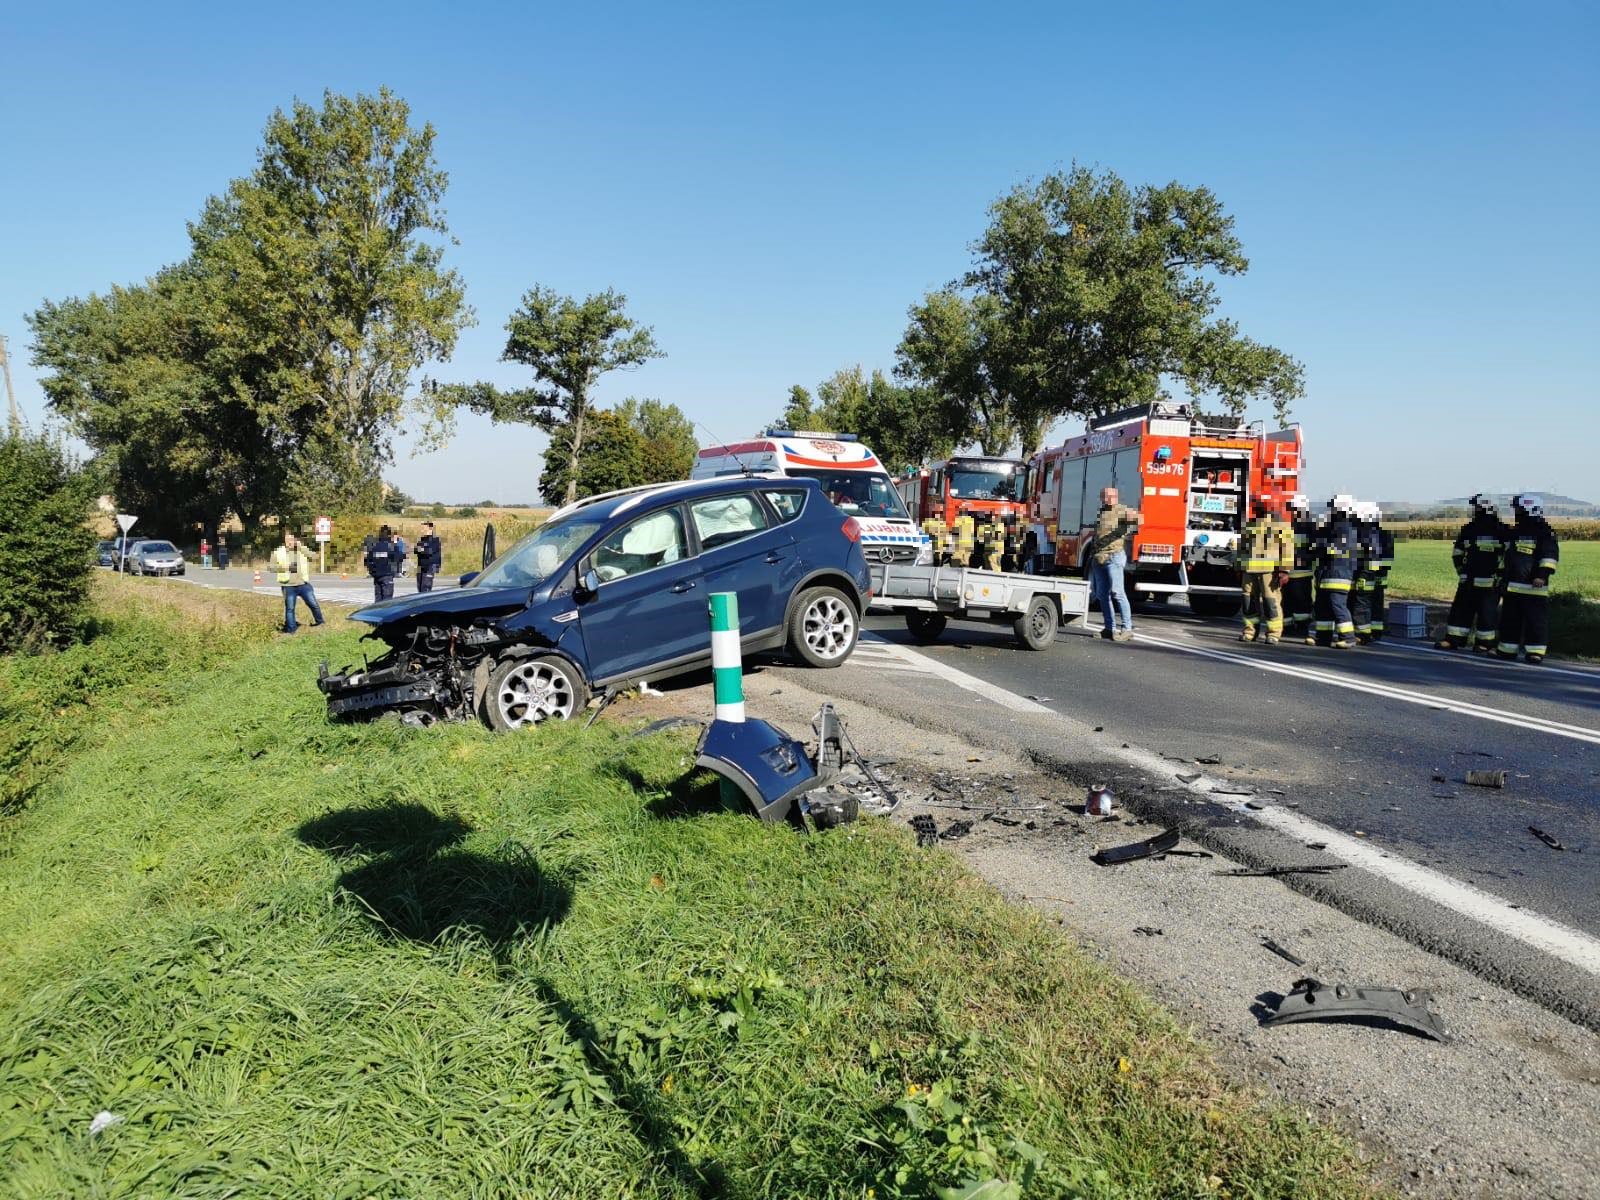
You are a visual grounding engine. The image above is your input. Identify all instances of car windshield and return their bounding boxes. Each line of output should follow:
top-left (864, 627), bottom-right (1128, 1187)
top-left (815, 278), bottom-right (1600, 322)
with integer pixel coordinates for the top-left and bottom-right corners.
top-left (949, 464), bottom-right (1024, 501)
top-left (472, 517), bottom-right (607, 588)
top-left (786, 469), bottom-right (910, 519)
top-left (140, 541), bottom-right (177, 554)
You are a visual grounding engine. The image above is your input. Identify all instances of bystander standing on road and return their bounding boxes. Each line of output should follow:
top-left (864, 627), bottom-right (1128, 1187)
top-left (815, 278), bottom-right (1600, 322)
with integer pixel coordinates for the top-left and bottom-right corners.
top-left (364, 525), bottom-right (402, 602)
top-left (200, 535), bottom-right (210, 570)
top-left (415, 521), bottom-right (442, 592)
top-left (270, 532), bottom-right (324, 634)
top-left (1087, 486), bottom-right (1142, 643)
top-left (217, 535), bottom-right (229, 570)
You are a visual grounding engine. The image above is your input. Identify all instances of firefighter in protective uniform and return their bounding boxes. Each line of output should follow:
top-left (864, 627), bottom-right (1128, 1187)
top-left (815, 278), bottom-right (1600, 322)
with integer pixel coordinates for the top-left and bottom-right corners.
top-left (1313, 495), bottom-right (1359, 648)
top-left (1284, 493), bottom-right (1316, 641)
top-left (1437, 494), bottom-right (1506, 652)
top-left (1496, 494), bottom-right (1559, 664)
top-left (1350, 502), bottom-right (1385, 643)
top-left (1235, 495), bottom-right (1294, 643)
top-left (1368, 506), bottom-right (1395, 640)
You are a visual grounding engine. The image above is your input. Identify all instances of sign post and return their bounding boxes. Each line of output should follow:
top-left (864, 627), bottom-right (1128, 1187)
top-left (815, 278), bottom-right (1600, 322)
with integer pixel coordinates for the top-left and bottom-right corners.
top-left (115, 513), bottom-right (137, 576)
top-left (314, 515), bottom-right (332, 574)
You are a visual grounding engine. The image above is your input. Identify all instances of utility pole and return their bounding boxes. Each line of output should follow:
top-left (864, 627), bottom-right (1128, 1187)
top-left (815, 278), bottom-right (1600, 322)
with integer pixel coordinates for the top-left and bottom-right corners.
top-left (0, 333), bottom-right (20, 436)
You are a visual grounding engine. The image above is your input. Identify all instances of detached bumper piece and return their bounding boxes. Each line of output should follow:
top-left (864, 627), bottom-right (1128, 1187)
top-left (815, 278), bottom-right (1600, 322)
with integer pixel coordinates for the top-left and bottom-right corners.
top-left (693, 705), bottom-right (854, 828)
top-left (318, 660), bottom-right (459, 719)
top-left (1263, 977), bottom-right (1450, 1042)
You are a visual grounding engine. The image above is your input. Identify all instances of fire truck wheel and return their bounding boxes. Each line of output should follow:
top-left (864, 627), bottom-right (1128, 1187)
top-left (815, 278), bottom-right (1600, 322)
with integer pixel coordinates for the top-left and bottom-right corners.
top-left (1014, 594), bottom-right (1059, 651)
top-left (905, 612), bottom-right (947, 643)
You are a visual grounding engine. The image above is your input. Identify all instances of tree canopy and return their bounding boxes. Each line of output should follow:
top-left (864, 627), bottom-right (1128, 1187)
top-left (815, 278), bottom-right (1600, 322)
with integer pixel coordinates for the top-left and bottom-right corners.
top-left (898, 165), bottom-right (1303, 457)
top-left (537, 398), bottom-right (697, 504)
top-left (447, 288), bottom-right (663, 506)
top-left (29, 88), bottom-right (470, 531)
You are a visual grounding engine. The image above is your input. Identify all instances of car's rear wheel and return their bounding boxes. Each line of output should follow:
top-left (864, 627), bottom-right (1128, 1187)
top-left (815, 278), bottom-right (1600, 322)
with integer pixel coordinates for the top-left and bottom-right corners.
top-left (789, 586), bottom-right (858, 667)
top-left (484, 654), bottom-right (588, 730)
top-left (905, 612), bottom-right (947, 643)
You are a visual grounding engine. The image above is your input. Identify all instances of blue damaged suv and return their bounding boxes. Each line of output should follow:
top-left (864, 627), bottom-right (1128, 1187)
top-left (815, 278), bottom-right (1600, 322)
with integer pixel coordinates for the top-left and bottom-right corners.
top-left (318, 477), bottom-right (873, 729)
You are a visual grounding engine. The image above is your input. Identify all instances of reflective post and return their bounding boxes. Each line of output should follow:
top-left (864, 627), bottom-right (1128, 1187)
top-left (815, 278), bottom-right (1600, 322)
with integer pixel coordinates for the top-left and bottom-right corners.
top-left (709, 591), bottom-right (745, 722)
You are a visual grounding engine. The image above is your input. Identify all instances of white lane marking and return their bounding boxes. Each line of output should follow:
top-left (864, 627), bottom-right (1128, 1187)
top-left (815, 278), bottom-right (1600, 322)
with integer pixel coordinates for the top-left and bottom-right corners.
top-left (860, 635), bottom-right (1051, 714)
top-left (1135, 630), bottom-right (1600, 747)
top-left (1382, 637), bottom-right (1600, 683)
top-left (876, 636), bottom-right (1600, 978)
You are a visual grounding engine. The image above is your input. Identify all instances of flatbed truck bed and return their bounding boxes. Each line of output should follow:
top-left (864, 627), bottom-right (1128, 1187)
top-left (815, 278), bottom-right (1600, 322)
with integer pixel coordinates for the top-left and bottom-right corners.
top-left (868, 562), bottom-right (1091, 650)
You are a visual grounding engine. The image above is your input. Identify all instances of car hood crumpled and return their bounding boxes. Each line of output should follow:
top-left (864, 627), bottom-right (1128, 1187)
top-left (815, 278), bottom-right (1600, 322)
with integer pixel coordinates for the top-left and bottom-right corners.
top-left (349, 585), bottom-right (529, 627)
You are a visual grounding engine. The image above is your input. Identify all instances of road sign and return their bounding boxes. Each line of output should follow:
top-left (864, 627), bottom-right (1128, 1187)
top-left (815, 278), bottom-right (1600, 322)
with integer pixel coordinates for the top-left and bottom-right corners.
top-left (314, 515), bottom-right (332, 536)
top-left (115, 513), bottom-right (137, 534)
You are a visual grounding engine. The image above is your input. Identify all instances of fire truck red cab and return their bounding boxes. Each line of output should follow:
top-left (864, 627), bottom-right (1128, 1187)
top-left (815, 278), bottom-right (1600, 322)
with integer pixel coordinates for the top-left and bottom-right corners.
top-left (1023, 401), bottom-right (1304, 616)
top-left (895, 455), bottom-right (1030, 528)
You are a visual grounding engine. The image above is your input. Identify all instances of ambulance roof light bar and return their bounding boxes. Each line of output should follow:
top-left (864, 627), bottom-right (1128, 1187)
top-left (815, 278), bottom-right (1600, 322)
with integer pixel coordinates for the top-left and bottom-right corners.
top-left (763, 428), bottom-right (860, 441)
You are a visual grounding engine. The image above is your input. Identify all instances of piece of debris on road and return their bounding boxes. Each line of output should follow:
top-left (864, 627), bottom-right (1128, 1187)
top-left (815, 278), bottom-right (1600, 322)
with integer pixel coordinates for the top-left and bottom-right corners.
top-left (1092, 828), bottom-right (1181, 866)
top-left (1262, 977), bottom-right (1450, 1043)
top-left (1465, 769), bottom-right (1508, 789)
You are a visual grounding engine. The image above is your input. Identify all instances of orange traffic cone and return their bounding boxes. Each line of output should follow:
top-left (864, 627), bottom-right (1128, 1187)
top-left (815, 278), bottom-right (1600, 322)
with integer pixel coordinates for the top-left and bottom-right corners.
top-left (253, 568), bottom-right (261, 585)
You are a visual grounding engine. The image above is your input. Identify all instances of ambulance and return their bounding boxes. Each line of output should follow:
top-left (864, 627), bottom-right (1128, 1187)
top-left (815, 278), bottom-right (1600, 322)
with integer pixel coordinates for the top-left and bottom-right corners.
top-left (691, 430), bottom-right (933, 567)
top-left (1022, 401), bottom-right (1305, 616)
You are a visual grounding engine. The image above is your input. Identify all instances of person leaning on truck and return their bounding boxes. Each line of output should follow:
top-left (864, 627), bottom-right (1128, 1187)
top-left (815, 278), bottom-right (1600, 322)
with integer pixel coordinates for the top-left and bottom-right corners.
top-left (1235, 495), bottom-right (1294, 644)
top-left (1087, 486), bottom-right (1143, 643)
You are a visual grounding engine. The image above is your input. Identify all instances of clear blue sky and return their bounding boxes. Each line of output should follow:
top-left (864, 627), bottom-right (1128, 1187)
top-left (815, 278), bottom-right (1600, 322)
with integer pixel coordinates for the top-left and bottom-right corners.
top-left (4, 1), bottom-right (1596, 505)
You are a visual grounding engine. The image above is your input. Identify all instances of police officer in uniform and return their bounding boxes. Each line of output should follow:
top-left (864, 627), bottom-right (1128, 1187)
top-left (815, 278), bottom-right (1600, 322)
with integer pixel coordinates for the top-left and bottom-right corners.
top-left (1496, 494), bottom-right (1559, 665)
top-left (1313, 495), bottom-right (1359, 648)
top-left (1235, 495), bottom-right (1293, 644)
top-left (1284, 493), bottom-right (1316, 642)
top-left (415, 521), bottom-right (443, 593)
top-left (364, 524), bottom-right (402, 602)
top-left (1437, 494), bottom-right (1506, 653)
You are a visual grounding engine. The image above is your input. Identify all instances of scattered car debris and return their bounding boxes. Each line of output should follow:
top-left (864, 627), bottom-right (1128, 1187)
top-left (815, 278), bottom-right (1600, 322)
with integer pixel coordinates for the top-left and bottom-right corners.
top-left (1195, 754), bottom-right (1223, 765)
top-left (1216, 864), bottom-right (1349, 878)
top-left (1211, 785), bottom-right (1255, 796)
top-left (1263, 977), bottom-right (1450, 1042)
top-left (1133, 926), bottom-right (1164, 937)
top-left (1262, 938), bottom-right (1306, 967)
top-left (988, 814), bottom-right (1022, 827)
top-left (1175, 772), bottom-right (1202, 784)
top-left (1026, 695), bottom-right (1054, 703)
top-left (1528, 826), bottom-right (1566, 850)
top-left (1084, 783), bottom-right (1115, 816)
top-left (1093, 725), bottom-right (1104, 733)
top-left (1244, 801), bottom-right (1266, 811)
top-left (1465, 769), bottom-right (1508, 789)
top-left (941, 820), bottom-right (973, 841)
top-left (1431, 771), bottom-right (1448, 782)
top-left (1304, 841), bottom-right (1328, 850)
top-left (1092, 827), bottom-right (1181, 866)
top-left (909, 814), bottom-right (939, 846)
top-left (88, 1111), bottom-right (124, 1136)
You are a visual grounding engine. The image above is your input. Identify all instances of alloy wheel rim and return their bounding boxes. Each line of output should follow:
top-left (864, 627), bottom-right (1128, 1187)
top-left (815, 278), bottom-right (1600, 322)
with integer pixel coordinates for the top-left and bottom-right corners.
top-left (496, 662), bottom-right (576, 727)
top-left (803, 596), bottom-right (854, 659)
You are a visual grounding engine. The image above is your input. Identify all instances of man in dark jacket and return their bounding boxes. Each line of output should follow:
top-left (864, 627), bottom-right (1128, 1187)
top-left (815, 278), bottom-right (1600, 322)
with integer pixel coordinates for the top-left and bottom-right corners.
top-left (1496, 494), bottom-right (1559, 664)
top-left (364, 525), bottom-right (403, 602)
top-left (415, 521), bottom-right (443, 592)
top-left (1284, 494), bottom-right (1317, 641)
top-left (1313, 495), bottom-right (1359, 648)
top-left (1437, 493), bottom-right (1506, 652)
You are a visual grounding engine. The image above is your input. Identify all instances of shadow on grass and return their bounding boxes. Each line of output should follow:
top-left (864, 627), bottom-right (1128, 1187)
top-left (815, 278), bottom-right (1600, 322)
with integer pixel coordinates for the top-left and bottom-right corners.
top-left (296, 802), bottom-right (569, 944)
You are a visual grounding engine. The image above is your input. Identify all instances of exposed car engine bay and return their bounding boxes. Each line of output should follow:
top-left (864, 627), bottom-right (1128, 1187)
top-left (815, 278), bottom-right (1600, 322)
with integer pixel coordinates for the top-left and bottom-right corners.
top-left (318, 618), bottom-right (533, 725)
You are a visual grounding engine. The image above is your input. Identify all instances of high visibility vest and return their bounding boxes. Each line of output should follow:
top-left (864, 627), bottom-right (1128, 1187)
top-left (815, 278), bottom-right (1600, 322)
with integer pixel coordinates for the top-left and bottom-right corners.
top-left (272, 546), bottom-right (311, 585)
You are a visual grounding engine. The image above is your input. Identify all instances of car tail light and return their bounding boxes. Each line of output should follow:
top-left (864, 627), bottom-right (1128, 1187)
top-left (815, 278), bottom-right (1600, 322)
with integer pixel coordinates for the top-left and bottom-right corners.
top-left (841, 517), bottom-right (862, 542)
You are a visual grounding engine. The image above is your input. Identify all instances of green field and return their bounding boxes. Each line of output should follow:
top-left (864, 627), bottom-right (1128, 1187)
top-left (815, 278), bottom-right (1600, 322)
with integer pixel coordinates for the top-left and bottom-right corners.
top-left (0, 580), bottom-right (1371, 1198)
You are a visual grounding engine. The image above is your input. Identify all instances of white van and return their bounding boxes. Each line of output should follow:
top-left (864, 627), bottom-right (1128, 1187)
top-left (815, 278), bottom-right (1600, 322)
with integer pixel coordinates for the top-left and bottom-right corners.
top-left (691, 430), bottom-right (932, 566)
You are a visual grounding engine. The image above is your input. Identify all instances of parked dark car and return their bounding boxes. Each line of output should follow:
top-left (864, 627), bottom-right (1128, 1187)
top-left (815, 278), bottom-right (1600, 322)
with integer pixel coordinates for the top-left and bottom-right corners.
top-left (95, 540), bottom-right (116, 567)
top-left (319, 477), bottom-right (873, 728)
top-left (127, 540), bottom-right (186, 576)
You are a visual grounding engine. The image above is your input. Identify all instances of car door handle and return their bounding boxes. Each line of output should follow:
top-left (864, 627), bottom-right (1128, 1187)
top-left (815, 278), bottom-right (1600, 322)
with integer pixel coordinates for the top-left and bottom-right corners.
top-left (764, 552), bottom-right (786, 563)
top-left (671, 580), bottom-right (697, 593)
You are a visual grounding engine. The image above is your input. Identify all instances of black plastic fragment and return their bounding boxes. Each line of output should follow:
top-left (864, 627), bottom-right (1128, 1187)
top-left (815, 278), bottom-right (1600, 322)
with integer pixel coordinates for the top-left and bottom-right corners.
top-left (1216, 863), bottom-right (1348, 878)
top-left (1263, 977), bottom-right (1450, 1042)
top-left (941, 820), bottom-right (973, 841)
top-left (1528, 826), bottom-right (1565, 850)
top-left (909, 814), bottom-right (939, 847)
top-left (1092, 827), bottom-right (1181, 866)
top-left (1262, 938), bottom-right (1306, 967)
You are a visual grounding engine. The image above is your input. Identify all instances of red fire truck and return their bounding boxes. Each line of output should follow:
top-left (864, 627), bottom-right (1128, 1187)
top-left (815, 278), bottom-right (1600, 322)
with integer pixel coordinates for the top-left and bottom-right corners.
top-left (894, 455), bottom-right (1030, 527)
top-left (1022, 401), bottom-right (1304, 616)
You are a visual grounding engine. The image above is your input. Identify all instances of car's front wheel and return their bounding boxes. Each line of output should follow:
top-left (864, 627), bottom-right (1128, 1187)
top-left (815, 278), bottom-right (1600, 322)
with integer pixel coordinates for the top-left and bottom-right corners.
top-left (484, 654), bottom-right (588, 730)
top-left (788, 586), bottom-right (859, 668)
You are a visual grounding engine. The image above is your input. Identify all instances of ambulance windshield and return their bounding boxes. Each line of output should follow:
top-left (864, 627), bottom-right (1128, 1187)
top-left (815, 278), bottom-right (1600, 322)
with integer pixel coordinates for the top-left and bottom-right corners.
top-left (787, 469), bottom-right (910, 520)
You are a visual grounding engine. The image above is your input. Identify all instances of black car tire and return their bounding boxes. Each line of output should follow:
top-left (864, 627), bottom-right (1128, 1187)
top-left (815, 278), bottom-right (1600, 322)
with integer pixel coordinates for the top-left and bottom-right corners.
top-left (788, 586), bottom-right (859, 668)
top-left (484, 654), bottom-right (589, 731)
top-left (905, 612), bottom-right (947, 643)
top-left (1014, 594), bottom-right (1059, 651)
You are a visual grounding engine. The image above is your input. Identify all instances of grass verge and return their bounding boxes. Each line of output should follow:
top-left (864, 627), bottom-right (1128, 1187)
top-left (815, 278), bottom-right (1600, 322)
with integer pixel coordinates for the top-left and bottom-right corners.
top-left (0, 597), bottom-right (1373, 1198)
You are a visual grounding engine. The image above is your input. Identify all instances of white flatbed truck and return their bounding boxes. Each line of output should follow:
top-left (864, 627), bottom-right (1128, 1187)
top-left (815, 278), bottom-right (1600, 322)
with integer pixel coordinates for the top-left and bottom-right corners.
top-left (867, 562), bottom-right (1092, 650)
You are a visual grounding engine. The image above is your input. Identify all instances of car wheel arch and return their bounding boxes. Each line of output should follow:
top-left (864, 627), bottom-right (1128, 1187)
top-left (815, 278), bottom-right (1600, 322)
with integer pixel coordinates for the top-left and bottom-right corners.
top-left (780, 569), bottom-right (863, 631)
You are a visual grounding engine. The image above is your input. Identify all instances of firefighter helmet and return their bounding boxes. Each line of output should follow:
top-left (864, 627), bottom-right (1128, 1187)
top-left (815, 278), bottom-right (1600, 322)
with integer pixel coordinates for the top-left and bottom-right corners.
top-left (1329, 494), bottom-right (1356, 516)
top-left (1515, 493), bottom-right (1544, 518)
top-left (1288, 493), bottom-right (1310, 514)
top-left (1470, 492), bottom-right (1497, 517)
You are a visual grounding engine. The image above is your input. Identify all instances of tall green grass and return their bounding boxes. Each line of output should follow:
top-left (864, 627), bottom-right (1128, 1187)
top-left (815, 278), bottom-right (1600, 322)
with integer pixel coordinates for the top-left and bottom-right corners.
top-left (0, 596), bottom-right (1371, 1198)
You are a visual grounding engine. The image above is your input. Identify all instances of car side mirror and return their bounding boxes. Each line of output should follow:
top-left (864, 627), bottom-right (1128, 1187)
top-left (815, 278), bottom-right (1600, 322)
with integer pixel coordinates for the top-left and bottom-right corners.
top-left (458, 571), bottom-right (479, 587)
top-left (579, 567), bottom-right (601, 598)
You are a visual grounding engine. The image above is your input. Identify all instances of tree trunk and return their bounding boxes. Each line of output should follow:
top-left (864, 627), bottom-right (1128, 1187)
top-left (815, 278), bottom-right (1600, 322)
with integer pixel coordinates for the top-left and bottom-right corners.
top-left (564, 395), bottom-right (587, 506)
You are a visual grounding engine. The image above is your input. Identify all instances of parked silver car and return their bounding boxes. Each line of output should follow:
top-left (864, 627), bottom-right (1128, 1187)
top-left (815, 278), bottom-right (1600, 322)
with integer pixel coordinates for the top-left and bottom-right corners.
top-left (128, 540), bottom-right (186, 576)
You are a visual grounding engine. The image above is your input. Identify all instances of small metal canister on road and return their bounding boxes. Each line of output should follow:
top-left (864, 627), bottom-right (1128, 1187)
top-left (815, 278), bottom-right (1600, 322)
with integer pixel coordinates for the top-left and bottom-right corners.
top-left (1085, 783), bottom-right (1115, 816)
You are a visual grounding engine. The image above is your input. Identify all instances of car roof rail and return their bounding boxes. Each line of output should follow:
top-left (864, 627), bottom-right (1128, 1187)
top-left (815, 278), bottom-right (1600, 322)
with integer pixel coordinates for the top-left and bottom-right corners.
top-left (546, 478), bottom-right (707, 524)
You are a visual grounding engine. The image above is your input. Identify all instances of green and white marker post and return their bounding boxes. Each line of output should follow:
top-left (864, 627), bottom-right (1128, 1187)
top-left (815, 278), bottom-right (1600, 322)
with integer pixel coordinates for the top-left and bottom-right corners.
top-left (709, 591), bottom-right (745, 808)
top-left (709, 591), bottom-right (745, 722)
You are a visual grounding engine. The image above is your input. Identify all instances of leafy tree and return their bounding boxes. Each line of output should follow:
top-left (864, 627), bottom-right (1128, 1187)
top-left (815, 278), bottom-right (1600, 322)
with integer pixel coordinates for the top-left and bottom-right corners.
top-left (897, 291), bottom-right (1032, 456)
top-left (538, 408), bottom-right (646, 504)
top-left (914, 165), bottom-right (1302, 453)
top-left (446, 288), bottom-right (663, 506)
top-left (617, 397), bottom-right (698, 482)
top-left (380, 485), bottom-right (414, 514)
top-left (0, 431), bottom-right (99, 652)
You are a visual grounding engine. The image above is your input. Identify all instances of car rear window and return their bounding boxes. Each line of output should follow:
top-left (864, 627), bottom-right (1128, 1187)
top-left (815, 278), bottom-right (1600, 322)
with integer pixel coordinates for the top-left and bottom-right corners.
top-left (764, 489), bottom-right (808, 523)
top-left (689, 494), bottom-right (769, 549)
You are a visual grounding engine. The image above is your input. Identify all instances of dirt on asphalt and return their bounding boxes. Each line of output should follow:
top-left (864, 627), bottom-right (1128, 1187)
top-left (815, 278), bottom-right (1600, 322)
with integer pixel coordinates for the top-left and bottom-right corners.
top-left (604, 664), bottom-right (1600, 1200)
